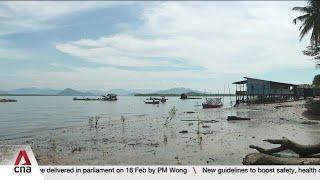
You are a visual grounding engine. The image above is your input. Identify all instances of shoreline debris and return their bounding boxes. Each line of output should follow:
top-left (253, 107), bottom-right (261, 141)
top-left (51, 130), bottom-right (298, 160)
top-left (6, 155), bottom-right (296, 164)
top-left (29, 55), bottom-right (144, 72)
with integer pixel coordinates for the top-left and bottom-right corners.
top-left (227, 116), bottom-right (250, 121)
top-left (181, 119), bottom-right (219, 123)
top-left (244, 137), bottom-right (320, 165)
top-left (185, 111), bottom-right (195, 114)
top-left (274, 105), bottom-right (293, 109)
top-left (301, 121), bottom-right (319, 125)
top-left (179, 130), bottom-right (188, 134)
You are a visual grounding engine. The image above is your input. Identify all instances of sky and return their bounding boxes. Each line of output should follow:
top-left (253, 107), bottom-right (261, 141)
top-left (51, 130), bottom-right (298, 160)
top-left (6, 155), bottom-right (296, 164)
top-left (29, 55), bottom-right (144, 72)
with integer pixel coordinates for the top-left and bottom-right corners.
top-left (0, 1), bottom-right (319, 92)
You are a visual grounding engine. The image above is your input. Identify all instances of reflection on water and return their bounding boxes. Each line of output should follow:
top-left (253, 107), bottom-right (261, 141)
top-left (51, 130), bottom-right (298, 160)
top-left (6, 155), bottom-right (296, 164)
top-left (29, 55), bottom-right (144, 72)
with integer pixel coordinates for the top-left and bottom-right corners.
top-left (0, 96), bottom-right (235, 139)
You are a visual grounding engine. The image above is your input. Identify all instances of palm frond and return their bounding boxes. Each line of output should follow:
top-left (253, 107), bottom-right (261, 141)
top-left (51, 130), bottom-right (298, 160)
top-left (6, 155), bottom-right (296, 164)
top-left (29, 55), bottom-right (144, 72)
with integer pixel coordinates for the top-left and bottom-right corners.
top-left (293, 14), bottom-right (310, 24)
top-left (292, 6), bottom-right (314, 13)
top-left (299, 15), bottom-right (316, 41)
top-left (307, 0), bottom-right (320, 8)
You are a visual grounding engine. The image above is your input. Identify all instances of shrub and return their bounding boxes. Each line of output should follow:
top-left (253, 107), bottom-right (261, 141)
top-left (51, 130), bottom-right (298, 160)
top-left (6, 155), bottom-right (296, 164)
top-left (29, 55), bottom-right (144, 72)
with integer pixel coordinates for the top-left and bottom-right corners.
top-left (305, 99), bottom-right (320, 115)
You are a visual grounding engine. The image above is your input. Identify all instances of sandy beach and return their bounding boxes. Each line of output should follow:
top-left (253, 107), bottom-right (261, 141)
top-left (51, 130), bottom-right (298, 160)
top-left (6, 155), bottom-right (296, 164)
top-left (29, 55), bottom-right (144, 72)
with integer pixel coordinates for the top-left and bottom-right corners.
top-left (1, 99), bottom-right (319, 165)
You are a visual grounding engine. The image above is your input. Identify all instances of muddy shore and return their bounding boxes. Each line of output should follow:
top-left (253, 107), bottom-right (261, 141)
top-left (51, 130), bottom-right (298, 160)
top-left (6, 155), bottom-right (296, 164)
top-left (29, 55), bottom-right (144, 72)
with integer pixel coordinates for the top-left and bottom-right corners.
top-left (1, 100), bottom-right (319, 165)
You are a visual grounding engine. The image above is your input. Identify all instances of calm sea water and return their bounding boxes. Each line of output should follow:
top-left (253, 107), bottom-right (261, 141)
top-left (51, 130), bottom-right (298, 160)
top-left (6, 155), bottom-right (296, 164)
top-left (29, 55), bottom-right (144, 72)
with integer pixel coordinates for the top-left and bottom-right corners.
top-left (0, 96), bottom-right (235, 139)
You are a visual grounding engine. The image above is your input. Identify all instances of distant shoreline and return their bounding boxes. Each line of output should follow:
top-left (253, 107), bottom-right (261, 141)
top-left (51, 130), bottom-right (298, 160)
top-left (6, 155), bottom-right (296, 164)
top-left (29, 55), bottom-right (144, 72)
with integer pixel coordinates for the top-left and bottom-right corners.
top-left (134, 93), bottom-right (235, 97)
top-left (0, 94), bottom-right (235, 97)
top-left (0, 94), bottom-right (100, 96)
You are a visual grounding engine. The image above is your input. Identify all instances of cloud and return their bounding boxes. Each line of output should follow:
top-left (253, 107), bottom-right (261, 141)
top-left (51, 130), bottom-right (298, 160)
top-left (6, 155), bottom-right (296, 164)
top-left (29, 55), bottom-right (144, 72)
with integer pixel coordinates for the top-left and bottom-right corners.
top-left (55, 1), bottom-right (314, 75)
top-left (55, 34), bottom-right (200, 68)
top-left (1, 1), bottom-right (315, 90)
top-left (0, 48), bottom-right (28, 60)
top-left (0, 1), bottom-right (131, 35)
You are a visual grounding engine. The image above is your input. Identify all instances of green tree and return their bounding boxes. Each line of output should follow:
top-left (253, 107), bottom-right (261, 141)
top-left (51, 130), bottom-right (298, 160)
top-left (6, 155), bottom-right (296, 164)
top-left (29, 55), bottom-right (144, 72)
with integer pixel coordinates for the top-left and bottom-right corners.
top-left (293, 0), bottom-right (320, 46)
top-left (293, 0), bottom-right (320, 66)
top-left (313, 74), bottom-right (320, 87)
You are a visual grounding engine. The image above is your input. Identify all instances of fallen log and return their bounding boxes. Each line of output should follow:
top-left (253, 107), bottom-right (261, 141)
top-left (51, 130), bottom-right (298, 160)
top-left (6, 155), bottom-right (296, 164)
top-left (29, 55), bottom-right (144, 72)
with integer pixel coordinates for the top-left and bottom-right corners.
top-left (227, 116), bottom-right (250, 121)
top-left (244, 137), bottom-right (320, 165)
top-left (249, 137), bottom-right (320, 157)
top-left (274, 105), bottom-right (293, 109)
top-left (181, 119), bottom-right (219, 123)
top-left (243, 153), bottom-right (320, 165)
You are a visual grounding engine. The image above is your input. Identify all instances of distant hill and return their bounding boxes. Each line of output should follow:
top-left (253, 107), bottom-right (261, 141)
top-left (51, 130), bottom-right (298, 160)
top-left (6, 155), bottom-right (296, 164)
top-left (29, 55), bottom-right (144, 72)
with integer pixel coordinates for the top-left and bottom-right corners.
top-left (107, 88), bottom-right (199, 95)
top-left (0, 87), bottom-right (205, 96)
top-left (111, 89), bottom-right (156, 95)
top-left (0, 90), bottom-right (8, 94)
top-left (56, 88), bottom-right (95, 96)
top-left (155, 87), bottom-right (202, 94)
top-left (0, 88), bottom-right (60, 95)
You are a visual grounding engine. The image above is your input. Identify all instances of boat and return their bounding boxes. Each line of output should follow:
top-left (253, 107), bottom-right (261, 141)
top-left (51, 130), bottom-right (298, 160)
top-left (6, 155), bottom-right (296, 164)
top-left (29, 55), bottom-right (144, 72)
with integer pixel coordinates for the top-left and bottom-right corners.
top-left (180, 93), bottom-right (202, 100)
top-left (0, 99), bottom-right (17, 102)
top-left (73, 97), bottom-right (95, 101)
top-left (144, 99), bottom-right (160, 104)
top-left (160, 97), bottom-right (167, 103)
top-left (73, 94), bottom-right (117, 101)
top-left (102, 94), bottom-right (117, 101)
top-left (147, 97), bottom-right (167, 103)
top-left (202, 98), bottom-right (223, 109)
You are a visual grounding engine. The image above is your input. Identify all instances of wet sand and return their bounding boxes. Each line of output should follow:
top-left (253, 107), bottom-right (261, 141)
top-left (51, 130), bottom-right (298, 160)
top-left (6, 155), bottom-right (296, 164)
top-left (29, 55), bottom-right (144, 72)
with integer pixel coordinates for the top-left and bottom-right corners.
top-left (1, 100), bottom-right (320, 165)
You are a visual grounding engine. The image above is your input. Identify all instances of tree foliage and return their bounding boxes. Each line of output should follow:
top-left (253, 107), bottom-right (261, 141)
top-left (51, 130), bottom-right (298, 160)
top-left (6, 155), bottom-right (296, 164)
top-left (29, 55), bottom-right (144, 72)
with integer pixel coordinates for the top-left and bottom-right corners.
top-left (313, 74), bottom-right (320, 87)
top-left (293, 0), bottom-right (320, 46)
top-left (293, 0), bottom-right (320, 65)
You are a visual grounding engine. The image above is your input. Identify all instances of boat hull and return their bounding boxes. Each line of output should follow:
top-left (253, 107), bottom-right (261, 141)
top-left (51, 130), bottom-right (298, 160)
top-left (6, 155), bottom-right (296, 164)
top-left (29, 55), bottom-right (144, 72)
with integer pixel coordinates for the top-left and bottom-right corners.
top-left (0, 99), bottom-right (17, 102)
top-left (202, 103), bottom-right (223, 109)
top-left (144, 101), bottom-right (160, 104)
top-left (73, 98), bottom-right (117, 101)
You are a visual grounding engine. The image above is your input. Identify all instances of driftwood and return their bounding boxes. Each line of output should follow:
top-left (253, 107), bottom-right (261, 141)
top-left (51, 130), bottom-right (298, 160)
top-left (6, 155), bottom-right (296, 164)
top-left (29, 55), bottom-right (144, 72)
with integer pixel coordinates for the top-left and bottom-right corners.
top-left (244, 137), bottom-right (320, 165)
top-left (249, 137), bottom-right (320, 157)
top-left (243, 153), bottom-right (320, 165)
top-left (181, 119), bottom-right (219, 123)
top-left (227, 116), bottom-right (250, 121)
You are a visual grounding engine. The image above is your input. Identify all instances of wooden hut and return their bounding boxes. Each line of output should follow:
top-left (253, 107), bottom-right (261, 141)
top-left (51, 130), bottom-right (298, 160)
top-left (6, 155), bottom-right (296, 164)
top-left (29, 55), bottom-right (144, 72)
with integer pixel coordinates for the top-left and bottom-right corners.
top-left (233, 77), bottom-right (298, 104)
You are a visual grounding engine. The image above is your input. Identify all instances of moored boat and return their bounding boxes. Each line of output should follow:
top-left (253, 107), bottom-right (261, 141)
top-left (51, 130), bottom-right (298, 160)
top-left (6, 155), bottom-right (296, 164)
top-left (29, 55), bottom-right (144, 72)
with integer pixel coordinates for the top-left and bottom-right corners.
top-left (147, 97), bottom-right (167, 103)
top-left (202, 98), bottom-right (223, 109)
top-left (102, 94), bottom-right (117, 101)
top-left (73, 93), bottom-right (118, 101)
top-left (160, 97), bottom-right (167, 103)
top-left (144, 99), bottom-right (160, 104)
top-left (0, 99), bottom-right (17, 102)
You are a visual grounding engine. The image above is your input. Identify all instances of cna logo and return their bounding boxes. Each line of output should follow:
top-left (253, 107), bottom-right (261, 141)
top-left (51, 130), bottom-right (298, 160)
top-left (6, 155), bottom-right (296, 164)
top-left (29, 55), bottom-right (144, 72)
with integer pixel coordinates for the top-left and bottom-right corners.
top-left (15, 150), bottom-right (31, 165)
top-left (14, 149), bottom-right (32, 173)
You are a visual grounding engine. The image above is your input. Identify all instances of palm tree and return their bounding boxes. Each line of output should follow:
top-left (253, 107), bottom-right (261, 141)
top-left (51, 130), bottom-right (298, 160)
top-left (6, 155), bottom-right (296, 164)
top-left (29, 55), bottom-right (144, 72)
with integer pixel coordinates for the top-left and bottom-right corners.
top-left (293, 0), bottom-right (320, 46)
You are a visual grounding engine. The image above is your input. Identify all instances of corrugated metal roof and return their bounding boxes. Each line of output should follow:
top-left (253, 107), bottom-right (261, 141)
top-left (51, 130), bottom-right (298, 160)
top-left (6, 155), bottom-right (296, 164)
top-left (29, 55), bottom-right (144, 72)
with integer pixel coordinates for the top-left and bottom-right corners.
top-left (232, 80), bottom-right (247, 84)
top-left (243, 77), bottom-right (298, 86)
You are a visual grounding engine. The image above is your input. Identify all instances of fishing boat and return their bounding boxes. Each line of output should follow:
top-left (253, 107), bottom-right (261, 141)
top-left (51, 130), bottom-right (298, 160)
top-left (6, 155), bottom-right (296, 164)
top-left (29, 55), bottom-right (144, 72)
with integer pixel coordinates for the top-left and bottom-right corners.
top-left (144, 99), bottom-right (160, 104)
top-left (160, 97), bottom-right (167, 103)
top-left (102, 94), bottom-right (117, 101)
top-left (73, 94), bottom-right (117, 101)
top-left (0, 99), bottom-right (17, 102)
top-left (147, 97), bottom-right (167, 103)
top-left (202, 98), bottom-right (223, 109)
